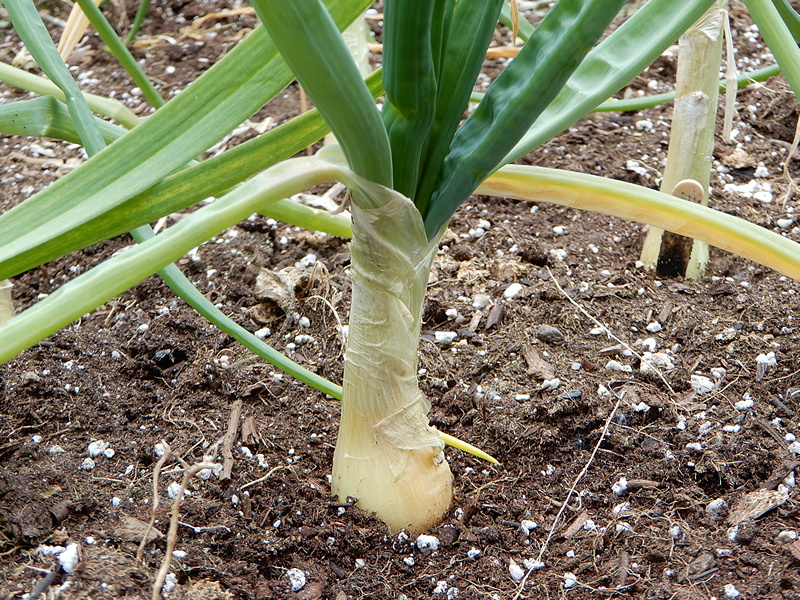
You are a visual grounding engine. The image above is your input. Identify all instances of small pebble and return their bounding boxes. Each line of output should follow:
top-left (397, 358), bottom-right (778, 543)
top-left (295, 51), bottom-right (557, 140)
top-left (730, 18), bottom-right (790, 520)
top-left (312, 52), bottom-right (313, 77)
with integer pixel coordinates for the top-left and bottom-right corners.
top-left (79, 458), bottom-right (96, 471)
top-left (549, 248), bottom-right (568, 262)
top-left (645, 321), bottom-right (662, 333)
top-left (539, 378), bottom-right (561, 392)
top-left (756, 351), bottom-right (777, 367)
top-left (523, 558), bottom-right (545, 571)
top-left (503, 283), bottom-right (524, 299)
top-left (685, 442), bottom-right (704, 452)
top-left (640, 352), bottom-right (674, 373)
top-left (520, 519), bottom-right (538, 533)
top-left (535, 325), bottom-right (564, 344)
top-left (434, 331), bottom-right (457, 344)
top-left (605, 360), bottom-right (632, 373)
top-left (734, 398), bottom-right (754, 410)
top-left (467, 547), bottom-right (481, 559)
top-left (87, 440), bottom-right (109, 457)
top-left (472, 294), bottom-right (491, 309)
top-left (612, 502), bottom-right (630, 514)
top-left (162, 573), bottom-right (177, 595)
top-left (167, 482), bottom-right (187, 499)
top-left (706, 498), bottom-right (727, 516)
top-left (754, 190), bottom-right (773, 203)
top-left (508, 559), bottom-right (525, 581)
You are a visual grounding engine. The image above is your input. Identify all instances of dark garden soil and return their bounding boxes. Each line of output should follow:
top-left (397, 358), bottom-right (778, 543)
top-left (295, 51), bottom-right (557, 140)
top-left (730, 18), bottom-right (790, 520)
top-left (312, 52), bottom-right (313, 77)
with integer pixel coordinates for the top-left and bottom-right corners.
top-left (3, 2), bottom-right (800, 599)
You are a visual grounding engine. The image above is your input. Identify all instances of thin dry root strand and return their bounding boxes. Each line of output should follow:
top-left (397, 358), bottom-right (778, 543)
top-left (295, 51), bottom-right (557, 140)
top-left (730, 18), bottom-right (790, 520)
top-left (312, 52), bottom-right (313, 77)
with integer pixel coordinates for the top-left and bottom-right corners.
top-left (545, 267), bottom-right (675, 395)
top-left (512, 390), bottom-right (625, 599)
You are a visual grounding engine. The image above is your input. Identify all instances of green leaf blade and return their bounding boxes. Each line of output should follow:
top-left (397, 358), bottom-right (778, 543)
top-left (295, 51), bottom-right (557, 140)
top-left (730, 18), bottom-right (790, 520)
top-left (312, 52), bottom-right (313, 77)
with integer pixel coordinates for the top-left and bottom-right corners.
top-left (425, 0), bottom-right (626, 238)
top-left (252, 0), bottom-right (392, 188)
top-left (414, 0), bottom-right (504, 215)
top-left (505, 0), bottom-right (716, 162)
top-left (381, 0), bottom-right (437, 199)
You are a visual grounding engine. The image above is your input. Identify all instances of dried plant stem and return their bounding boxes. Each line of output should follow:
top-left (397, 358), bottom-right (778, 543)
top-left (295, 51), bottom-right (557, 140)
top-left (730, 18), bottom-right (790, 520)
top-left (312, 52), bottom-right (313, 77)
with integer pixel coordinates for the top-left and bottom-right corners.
top-left (780, 114), bottom-right (800, 205)
top-left (0, 279), bottom-right (13, 325)
top-left (220, 399), bottom-right (243, 480)
top-left (137, 441), bottom-right (171, 563)
top-left (151, 461), bottom-right (217, 600)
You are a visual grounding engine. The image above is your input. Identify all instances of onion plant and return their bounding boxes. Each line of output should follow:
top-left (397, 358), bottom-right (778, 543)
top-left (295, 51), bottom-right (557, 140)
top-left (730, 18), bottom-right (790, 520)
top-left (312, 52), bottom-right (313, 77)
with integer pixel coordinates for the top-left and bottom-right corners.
top-left (2, 0), bottom-right (800, 533)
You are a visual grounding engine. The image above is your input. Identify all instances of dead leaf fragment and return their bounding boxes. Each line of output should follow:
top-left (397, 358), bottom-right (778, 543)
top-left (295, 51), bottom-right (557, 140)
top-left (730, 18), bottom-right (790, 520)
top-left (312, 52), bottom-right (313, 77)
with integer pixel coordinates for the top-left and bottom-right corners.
top-left (720, 148), bottom-right (757, 169)
top-left (522, 344), bottom-right (555, 380)
top-left (241, 415), bottom-right (260, 446)
top-left (116, 515), bottom-right (164, 544)
top-left (788, 539), bottom-right (800, 562)
top-left (485, 303), bottom-right (504, 330)
top-left (562, 509), bottom-right (589, 539)
top-left (681, 551), bottom-right (717, 582)
top-left (727, 489), bottom-right (789, 525)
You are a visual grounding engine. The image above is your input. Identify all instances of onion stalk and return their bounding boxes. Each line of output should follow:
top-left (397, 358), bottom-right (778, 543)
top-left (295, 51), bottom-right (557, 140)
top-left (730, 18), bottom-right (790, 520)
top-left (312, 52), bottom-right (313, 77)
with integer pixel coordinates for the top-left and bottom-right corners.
top-left (332, 178), bottom-right (452, 533)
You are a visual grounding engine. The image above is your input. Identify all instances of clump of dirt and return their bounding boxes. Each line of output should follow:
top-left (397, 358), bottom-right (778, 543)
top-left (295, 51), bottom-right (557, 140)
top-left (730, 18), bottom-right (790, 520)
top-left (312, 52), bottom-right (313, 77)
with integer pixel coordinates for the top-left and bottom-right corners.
top-left (3, 2), bottom-right (800, 599)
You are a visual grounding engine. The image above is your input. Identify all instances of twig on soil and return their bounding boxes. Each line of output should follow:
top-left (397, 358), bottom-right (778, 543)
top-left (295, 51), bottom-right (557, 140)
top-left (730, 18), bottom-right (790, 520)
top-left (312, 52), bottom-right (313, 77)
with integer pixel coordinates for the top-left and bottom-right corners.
top-left (779, 113), bottom-right (800, 205)
top-left (152, 461), bottom-right (217, 600)
top-left (512, 389), bottom-right (625, 600)
top-left (137, 441), bottom-right (172, 563)
top-left (26, 568), bottom-right (57, 600)
top-left (545, 267), bottom-right (675, 394)
top-left (221, 399), bottom-right (243, 480)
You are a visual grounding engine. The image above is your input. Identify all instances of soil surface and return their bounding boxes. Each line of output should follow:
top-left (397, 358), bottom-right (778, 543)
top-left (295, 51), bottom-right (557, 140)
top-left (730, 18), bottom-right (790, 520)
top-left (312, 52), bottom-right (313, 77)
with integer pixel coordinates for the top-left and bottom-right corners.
top-left (3, 2), bottom-right (800, 599)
